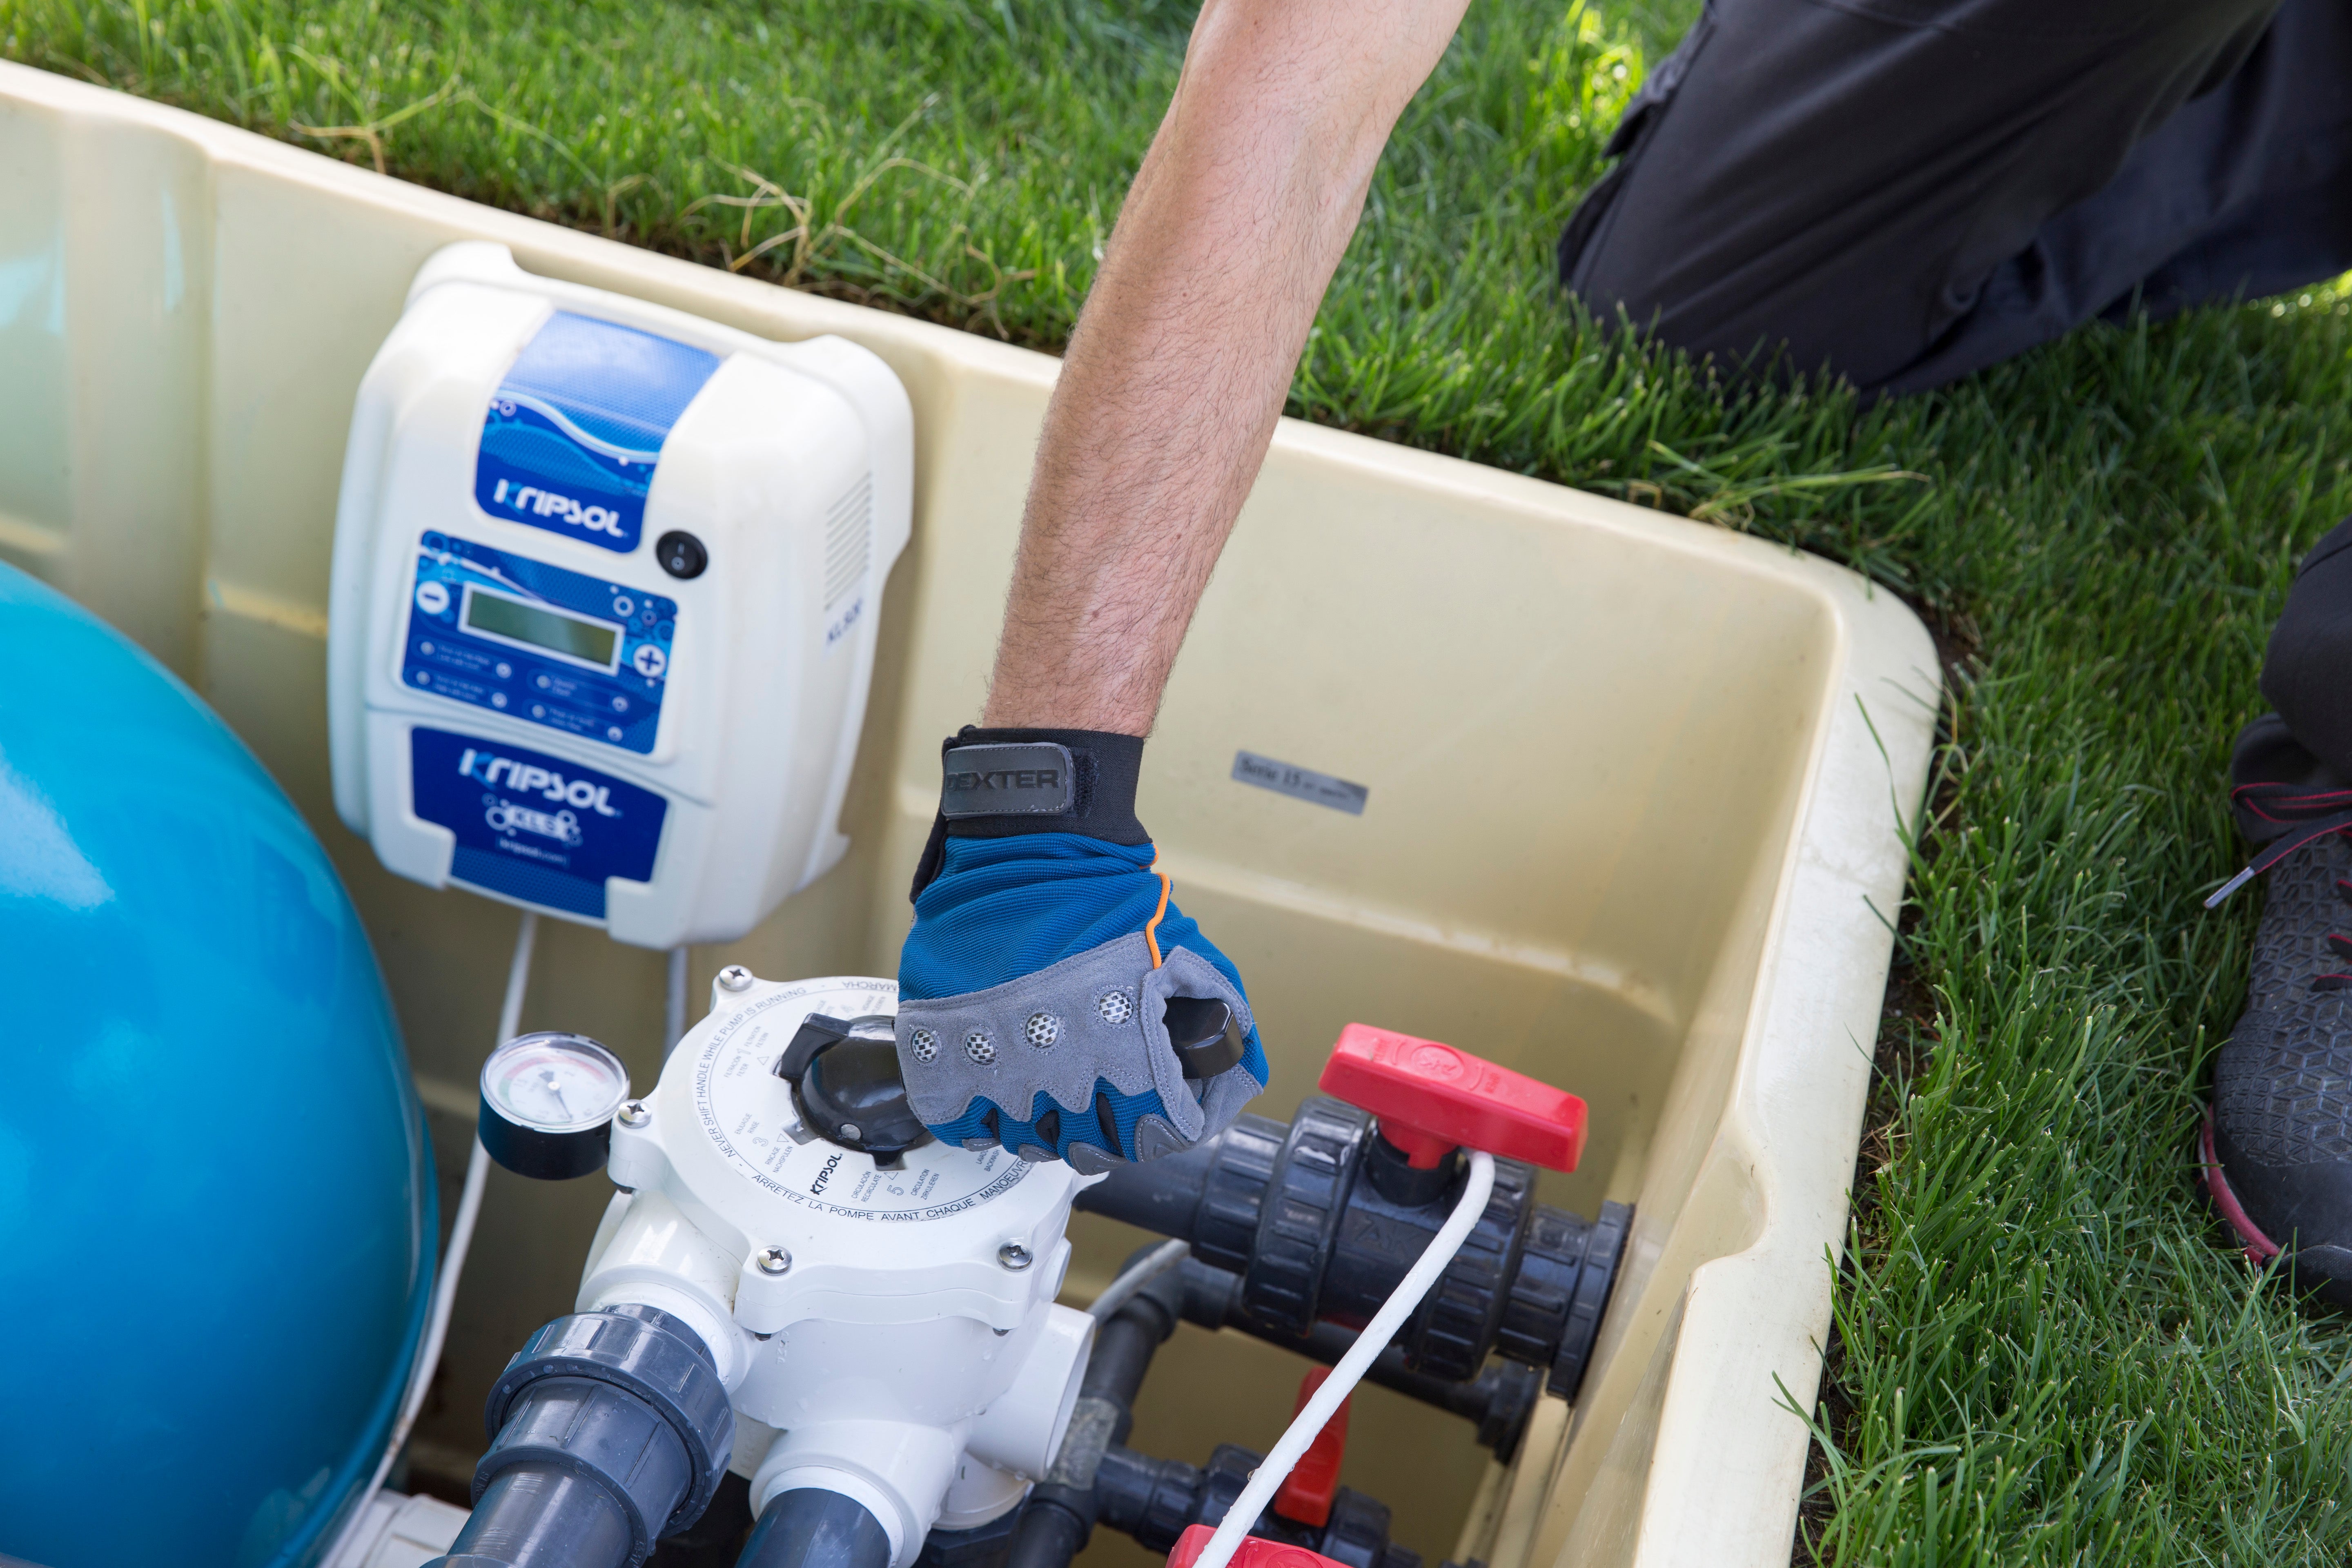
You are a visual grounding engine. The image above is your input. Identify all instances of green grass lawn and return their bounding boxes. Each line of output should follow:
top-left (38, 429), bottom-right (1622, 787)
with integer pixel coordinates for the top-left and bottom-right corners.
top-left (10, 0), bottom-right (2352, 1559)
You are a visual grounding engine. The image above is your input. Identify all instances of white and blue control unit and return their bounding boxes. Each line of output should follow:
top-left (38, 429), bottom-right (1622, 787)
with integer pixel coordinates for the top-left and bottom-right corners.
top-left (329, 242), bottom-right (912, 948)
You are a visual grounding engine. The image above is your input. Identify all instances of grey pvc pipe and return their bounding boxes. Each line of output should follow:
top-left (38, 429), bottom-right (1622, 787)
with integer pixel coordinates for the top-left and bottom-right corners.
top-left (736, 1488), bottom-right (893, 1568)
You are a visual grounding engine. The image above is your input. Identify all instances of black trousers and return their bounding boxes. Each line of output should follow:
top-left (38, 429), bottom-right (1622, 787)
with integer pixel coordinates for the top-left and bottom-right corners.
top-left (2237, 521), bottom-right (2352, 828)
top-left (1558, 0), bottom-right (2352, 399)
top-left (1557, 0), bottom-right (2352, 808)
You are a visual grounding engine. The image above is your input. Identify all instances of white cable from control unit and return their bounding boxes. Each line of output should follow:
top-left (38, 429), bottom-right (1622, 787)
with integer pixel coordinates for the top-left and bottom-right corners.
top-left (1088, 1238), bottom-right (1191, 1323)
top-left (324, 911), bottom-right (540, 1567)
top-left (664, 944), bottom-right (690, 1059)
top-left (1184, 1149), bottom-right (1497, 1568)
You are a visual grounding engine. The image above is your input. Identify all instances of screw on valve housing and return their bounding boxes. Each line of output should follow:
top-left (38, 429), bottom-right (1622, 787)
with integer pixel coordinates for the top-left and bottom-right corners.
top-left (776, 1011), bottom-right (933, 1161)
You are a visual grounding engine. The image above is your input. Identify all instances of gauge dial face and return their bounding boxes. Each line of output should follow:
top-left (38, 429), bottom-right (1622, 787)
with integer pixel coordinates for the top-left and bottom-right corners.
top-left (482, 1032), bottom-right (629, 1134)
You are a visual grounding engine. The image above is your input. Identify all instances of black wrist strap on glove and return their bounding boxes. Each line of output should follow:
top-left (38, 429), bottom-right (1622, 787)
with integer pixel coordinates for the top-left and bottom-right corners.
top-left (908, 726), bottom-right (1148, 901)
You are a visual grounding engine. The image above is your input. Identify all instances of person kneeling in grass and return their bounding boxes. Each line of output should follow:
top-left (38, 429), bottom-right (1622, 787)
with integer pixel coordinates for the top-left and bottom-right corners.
top-left (892, 0), bottom-right (2352, 1303)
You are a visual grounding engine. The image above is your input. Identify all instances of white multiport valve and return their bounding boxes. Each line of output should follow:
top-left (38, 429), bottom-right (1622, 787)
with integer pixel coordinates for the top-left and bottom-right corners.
top-left (420, 971), bottom-right (1630, 1568)
top-left (584, 973), bottom-right (1096, 1565)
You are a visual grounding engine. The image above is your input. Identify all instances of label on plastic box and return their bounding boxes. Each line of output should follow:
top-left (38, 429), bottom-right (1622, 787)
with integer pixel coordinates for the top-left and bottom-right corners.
top-left (410, 726), bottom-right (667, 920)
top-left (1231, 751), bottom-right (1368, 815)
top-left (474, 311), bottom-right (721, 554)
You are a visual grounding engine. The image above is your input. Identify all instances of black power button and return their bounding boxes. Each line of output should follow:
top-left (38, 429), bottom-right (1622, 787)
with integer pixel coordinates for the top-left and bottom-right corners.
top-left (655, 531), bottom-right (708, 580)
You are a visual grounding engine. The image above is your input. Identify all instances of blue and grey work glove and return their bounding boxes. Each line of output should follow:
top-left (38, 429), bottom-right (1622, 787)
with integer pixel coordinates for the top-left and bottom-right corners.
top-left (895, 727), bottom-right (1269, 1172)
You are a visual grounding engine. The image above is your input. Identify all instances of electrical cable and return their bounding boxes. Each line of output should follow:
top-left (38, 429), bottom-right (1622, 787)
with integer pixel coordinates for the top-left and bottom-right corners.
top-left (1088, 1238), bottom-right (1190, 1323)
top-left (1183, 1149), bottom-right (1496, 1568)
top-left (497, 912), bottom-right (539, 1044)
top-left (323, 910), bottom-right (539, 1567)
top-left (664, 945), bottom-right (689, 1059)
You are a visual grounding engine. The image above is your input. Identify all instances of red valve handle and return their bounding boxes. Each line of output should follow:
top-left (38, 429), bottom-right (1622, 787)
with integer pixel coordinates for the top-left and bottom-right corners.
top-left (1318, 1023), bottom-right (1587, 1172)
top-left (1271, 1367), bottom-right (1348, 1528)
top-left (1167, 1525), bottom-right (1350, 1568)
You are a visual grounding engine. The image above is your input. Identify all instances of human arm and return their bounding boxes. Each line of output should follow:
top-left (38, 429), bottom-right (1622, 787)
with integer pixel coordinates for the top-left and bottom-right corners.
top-left (982, 0), bottom-right (1479, 733)
top-left (893, 0), bottom-right (1476, 1164)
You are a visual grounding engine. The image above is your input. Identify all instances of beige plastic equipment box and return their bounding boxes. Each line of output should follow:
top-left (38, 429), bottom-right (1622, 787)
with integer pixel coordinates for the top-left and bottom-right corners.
top-left (0, 61), bottom-right (1938, 1568)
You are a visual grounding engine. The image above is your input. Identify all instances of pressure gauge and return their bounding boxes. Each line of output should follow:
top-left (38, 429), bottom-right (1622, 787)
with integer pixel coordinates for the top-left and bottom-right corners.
top-left (479, 1031), bottom-right (630, 1180)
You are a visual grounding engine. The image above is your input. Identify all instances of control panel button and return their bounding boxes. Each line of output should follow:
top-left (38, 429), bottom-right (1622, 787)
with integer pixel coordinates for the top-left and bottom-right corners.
top-left (656, 530), bottom-right (708, 580)
top-left (398, 535), bottom-right (675, 759)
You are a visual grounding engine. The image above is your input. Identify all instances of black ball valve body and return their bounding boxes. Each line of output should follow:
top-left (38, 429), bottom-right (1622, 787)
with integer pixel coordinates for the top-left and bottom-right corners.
top-left (1076, 1025), bottom-right (1630, 1400)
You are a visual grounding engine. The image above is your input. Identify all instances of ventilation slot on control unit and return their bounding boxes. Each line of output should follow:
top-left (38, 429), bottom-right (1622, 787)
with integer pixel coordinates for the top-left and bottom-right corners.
top-left (822, 474), bottom-right (873, 611)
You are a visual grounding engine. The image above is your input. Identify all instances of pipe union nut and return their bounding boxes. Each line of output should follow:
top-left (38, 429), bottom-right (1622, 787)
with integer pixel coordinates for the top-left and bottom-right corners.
top-left (480, 1303), bottom-right (735, 1541)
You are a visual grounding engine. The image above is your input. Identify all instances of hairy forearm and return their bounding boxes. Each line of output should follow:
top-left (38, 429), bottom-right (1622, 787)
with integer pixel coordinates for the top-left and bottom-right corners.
top-left (982, 0), bottom-right (1472, 734)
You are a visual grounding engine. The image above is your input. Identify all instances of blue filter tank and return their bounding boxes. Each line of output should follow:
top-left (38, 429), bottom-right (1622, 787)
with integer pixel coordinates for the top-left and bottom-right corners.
top-left (0, 564), bottom-right (432, 1568)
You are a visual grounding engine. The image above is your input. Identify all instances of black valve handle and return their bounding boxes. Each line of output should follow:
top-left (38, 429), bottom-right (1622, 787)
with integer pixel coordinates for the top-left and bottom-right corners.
top-left (1163, 996), bottom-right (1245, 1081)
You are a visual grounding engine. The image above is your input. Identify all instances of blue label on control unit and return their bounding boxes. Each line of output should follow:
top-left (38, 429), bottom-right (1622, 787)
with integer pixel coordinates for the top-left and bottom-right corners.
top-left (411, 727), bottom-right (667, 920)
top-left (475, 311), bottom-right (722, 554)
top-left (404, 531), bottom-right (677, 755)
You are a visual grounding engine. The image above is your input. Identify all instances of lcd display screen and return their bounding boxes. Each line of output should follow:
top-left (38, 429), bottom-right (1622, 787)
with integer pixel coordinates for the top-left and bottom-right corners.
top-left (464, 590), bottom-right (620, 668)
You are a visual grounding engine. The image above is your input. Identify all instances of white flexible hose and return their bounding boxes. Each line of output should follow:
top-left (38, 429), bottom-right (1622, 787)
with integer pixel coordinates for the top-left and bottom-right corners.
top-left (1187, 1149), bottom-right (1496, 1568)
top-left (497, 912), bottom-right (539, 1044)
top-left (324, 911), bottom-right (538, 1566)
top-left (663, 944), bottom-right (689, 1059)
top-left (1088, 1238), bottom-right (1191, 1323)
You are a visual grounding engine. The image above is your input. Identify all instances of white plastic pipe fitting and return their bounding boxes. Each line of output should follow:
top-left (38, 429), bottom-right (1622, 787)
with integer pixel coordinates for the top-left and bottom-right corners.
top-left (572, 974), bottom-right (1104, 1564)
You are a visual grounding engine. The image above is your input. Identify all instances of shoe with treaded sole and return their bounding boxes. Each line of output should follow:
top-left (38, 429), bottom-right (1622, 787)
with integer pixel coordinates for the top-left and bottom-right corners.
top-left (2206, 824), bottom-right (2352, 1306)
